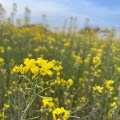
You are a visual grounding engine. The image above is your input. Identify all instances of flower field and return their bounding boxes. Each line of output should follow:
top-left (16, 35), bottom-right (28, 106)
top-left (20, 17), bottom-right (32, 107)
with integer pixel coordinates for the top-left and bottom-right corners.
top-left (0, 4), bottom-right (120, 120)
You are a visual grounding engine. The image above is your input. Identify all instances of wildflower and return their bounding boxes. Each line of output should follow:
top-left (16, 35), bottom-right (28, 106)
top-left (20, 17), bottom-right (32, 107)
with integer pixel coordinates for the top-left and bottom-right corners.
top-left (110, 102), bottom-right (117, 107)
top-left (80, 97), bottom-right (86, 103)
top-left (93, 56), bottom-right (101, 64)
top-left (7, 91), bottom-right (12, 95)
top-left (52, 107), bottom-right (70, 120)
top-left (24, 58), bottom-right (36, 71)
top-left (36, 57), bottom-right (47, 66)
top-left (47, 37), bottom-right (55, 42)
top-left (0, 112), bottom-right (6, 119)
top-left (67, 79), bottom-right (74, 86)
top-left (36, 58), bottom-right (55, 76)
top-left (28, 53), bottom-right (32, 57)
top-left (19, 64), bottom-right (27, 74)
top-left (7, 46), bottom-right (12, 50)
top-left (64, 42), bottom-right (70, 47)
top-left (116, 67), bottom-right (120, 72)
top-left (0, 46), bottom-right (4, 53)
top-left (96, 102), bottom-right (101, 106)
top-left (53, 65), bottom-right (63, 71)
top-left (105, 80), bottom-right (114, 91)
top-left (54, 97), bottom-right (59, 106)
top-left (41, 97), bottom-right (55, 112)
top-left (84, 58), bottom-right (89, 63)
top-left (79, 78), bottom-right (83, 82)
top-left (114, 97), bottom-right (118, 101)
top-left (97, 49), bottom-right (103, 53)
top-left (4, 103), bottom-right (10, 110)
top-left (93, 85), bottom-right (103, 93)
top-left (53, 65), bottom-right (63, 76)
top-left (40, 61), bottom-right (54, 76)
top-left (108, 109), bottom-right (113, 118)
top-left (30, 66), bottom-right (39, 78)
top-left (12, 65), bottom-right (19, 73)
top-left (0, 58), bottom-right (4, 64)
top-left (12, 81), bottom-right (16, 84)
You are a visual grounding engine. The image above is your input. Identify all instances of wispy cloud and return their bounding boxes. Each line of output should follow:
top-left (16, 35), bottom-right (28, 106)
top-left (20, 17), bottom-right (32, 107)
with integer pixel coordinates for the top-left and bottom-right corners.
top-left (0, 0), bottom-right (120, 28)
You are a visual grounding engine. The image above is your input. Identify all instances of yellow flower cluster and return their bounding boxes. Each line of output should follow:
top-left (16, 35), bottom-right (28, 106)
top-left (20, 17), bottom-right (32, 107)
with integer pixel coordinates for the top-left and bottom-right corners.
top-left (0, 58), bottom-right (4, 64)
top-left (52, 107), bottom-right (70, 120)
top-left (12, 57), bottom-right (62, 78)
top-left (105, 80), bottom-right (114, 91)
top-left (0, 103), bottom-right (10, 119)
top-left (93, 56), bottom-right (101, 66)
top-left (110, 102), bottom-right (116, 107)
top-left (93, 85), bottom-right (104, 93)
top-left (80, 97), bottom-right (87, 103)
top-left (40, 97), bottom-right (55, 112)
top-left (50, 77), bottom-right (74, 87)
top-left (0, 46), bottom-right (4, 53)
top-left (116, 67), bottom-right (120, 72)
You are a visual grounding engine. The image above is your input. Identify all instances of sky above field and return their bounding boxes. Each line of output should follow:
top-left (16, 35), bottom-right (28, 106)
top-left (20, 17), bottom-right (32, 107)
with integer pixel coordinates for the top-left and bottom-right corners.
top-left (0, 0), bottom-right (120, 29)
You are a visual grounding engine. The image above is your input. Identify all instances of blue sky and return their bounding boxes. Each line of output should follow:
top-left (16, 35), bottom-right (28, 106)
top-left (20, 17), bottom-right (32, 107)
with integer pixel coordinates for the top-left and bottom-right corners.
top-left (0, 0), bottom-right (120, 29)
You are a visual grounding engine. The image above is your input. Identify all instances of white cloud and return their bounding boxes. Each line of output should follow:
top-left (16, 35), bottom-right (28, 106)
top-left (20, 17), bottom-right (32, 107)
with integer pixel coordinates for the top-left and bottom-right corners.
top-left (0, 0), bottom-right (120, 28)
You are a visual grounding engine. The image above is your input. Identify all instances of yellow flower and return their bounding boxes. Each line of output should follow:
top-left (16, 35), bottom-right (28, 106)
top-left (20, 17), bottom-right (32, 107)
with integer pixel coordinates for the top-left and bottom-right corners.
top-left (36, 58), bottom-right (55, 76)
top-left (108, 109), bottom-right (113, 118)
top-left (80, 97), bottom-right (86, 103)
top-left (105, 80), bottom-right (114, 91)
top-left (0, 58), bottom-right (4, 64)
top-left (30, 66), bottom-right (39, 75)
top-left (93, 85), bottom-right (103, 93)
top-left (110, 102), bottom-right (117, 107)
top-left (116, 67), bottom-right (120, 72)
top-left (114, 97), bottom-right (118, 101)
top-left (12, 65), bottom-right (19, 73)
top-left (96, 102), bottom-right (101, 106)
top-left (28, 53), bottom-right (32, 57)
top-left (93, 56), bottom-right (101, 64)
top-left (40, 62), bottom-right (54, 76)
top-left (7, 46), bottom-right (12, 50)
top-left (4, 103), bottom-right (10, 110)
top-left (52, 107), bottom-right (70, 120)
top-left (12, 81), bottom-right (16, 84)
top-left (67, 79), bottom-right (74, 86)
top-left (24, 58), bottom-right (36, 70)
top-left (64, 42), bottom-right (70, 47)
top-left (7, 91), bottom-right (12, 95)
top-left (0, 46), bottom-right (4, 53)
top-left (84, 58), bottom-right (89, 63)
top-left (40, 97), bottom-right (55, 112)
top-left (0, 112), bottom-right (6, 119)
top-left (53, 65), bottom-right (63, 71)
top-left (19, 64), bottom-right (27, 74)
